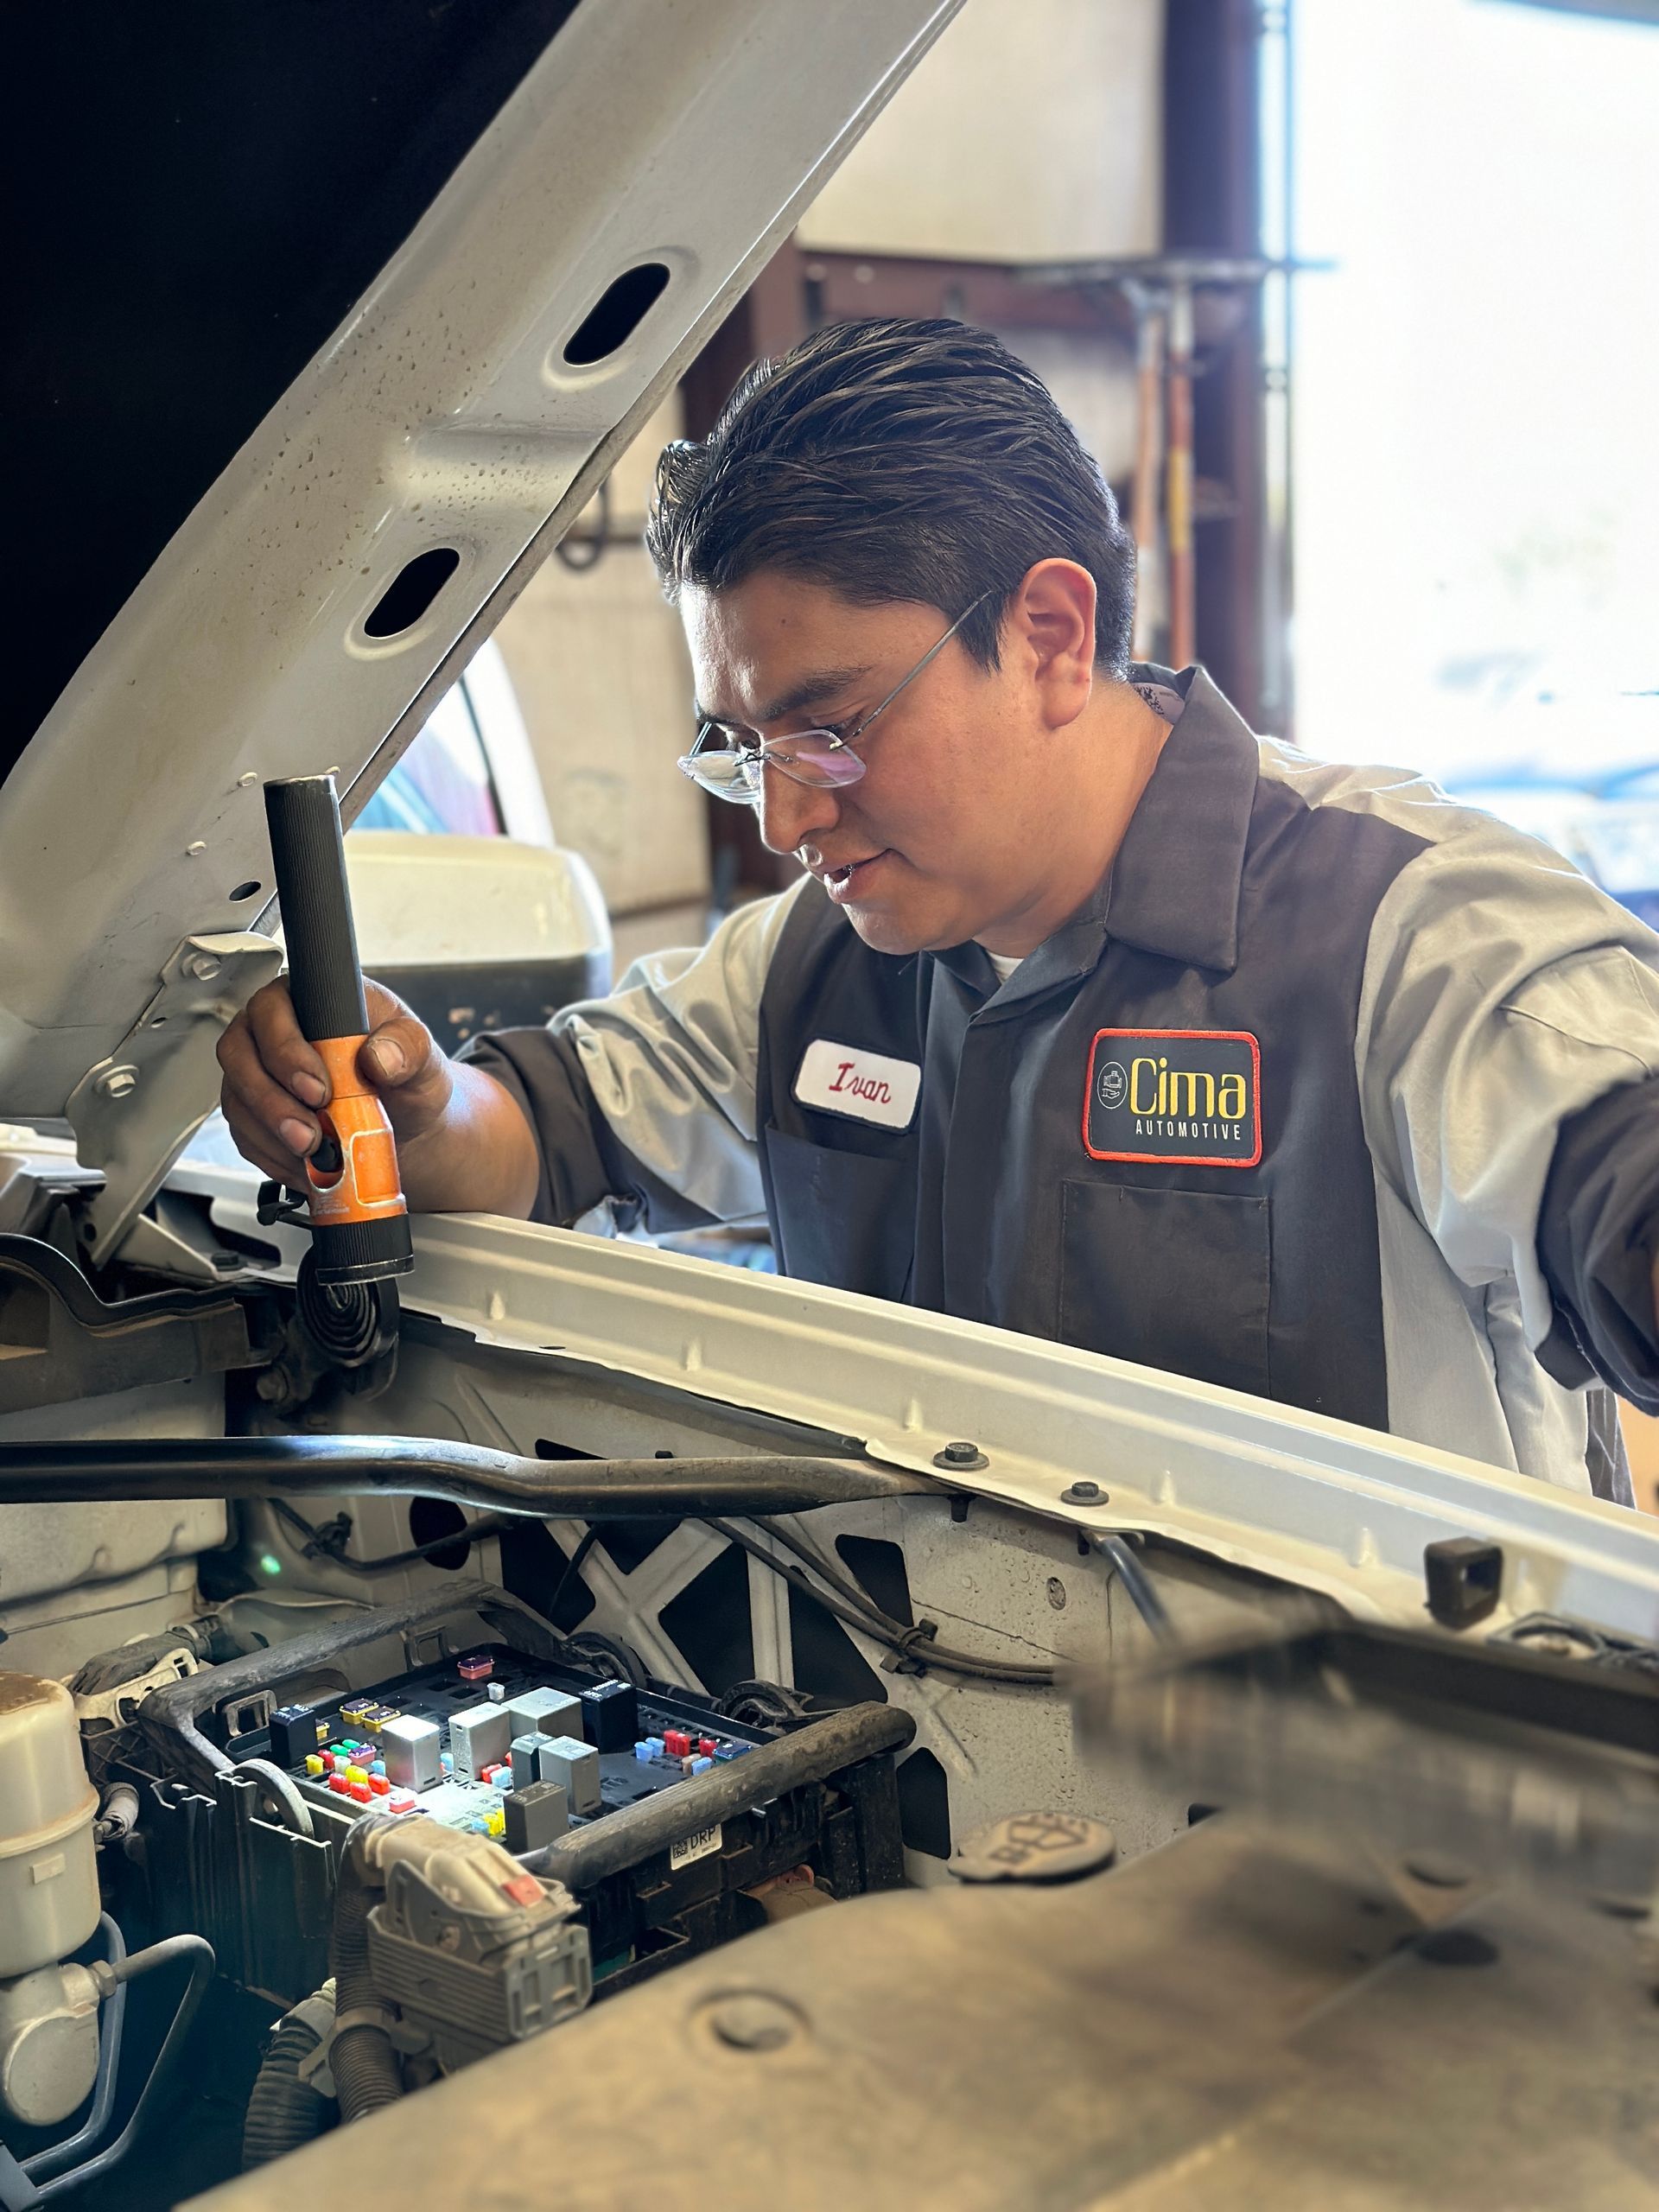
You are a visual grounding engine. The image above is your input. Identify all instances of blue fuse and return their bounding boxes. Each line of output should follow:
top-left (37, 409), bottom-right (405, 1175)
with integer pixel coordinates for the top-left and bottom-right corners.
top-left (633, 1741), bottom-right (656, 1764)
top-left (645, 1736), bottom-right (665, 1760)
top-left (493, 1769), bottom-right (514, 1790)
top-left (370, 1760), bottom-right (386, 1779)
top-left (690, 1756), bottom-right (714, 1775)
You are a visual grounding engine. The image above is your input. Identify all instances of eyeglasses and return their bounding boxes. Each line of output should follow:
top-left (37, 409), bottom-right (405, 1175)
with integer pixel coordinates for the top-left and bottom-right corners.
top-left (677, 594), bottom-right (991, 805)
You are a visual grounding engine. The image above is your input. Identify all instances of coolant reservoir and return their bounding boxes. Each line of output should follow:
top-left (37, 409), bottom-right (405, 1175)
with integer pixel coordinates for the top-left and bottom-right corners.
top-left (0, 1675), bottom-right (99, 1980)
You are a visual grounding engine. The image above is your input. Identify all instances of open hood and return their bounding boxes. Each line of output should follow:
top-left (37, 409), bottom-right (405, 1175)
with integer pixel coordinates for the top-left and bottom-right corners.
top-left (1, 0), bottom-right (961, 1253)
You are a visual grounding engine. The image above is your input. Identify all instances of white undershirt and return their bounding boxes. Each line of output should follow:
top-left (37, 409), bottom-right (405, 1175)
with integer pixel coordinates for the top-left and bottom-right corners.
top-left (985, 950), bottom-right (1023, 985)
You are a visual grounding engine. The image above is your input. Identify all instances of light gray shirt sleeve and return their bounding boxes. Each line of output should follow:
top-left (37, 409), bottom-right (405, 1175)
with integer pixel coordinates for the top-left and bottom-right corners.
top-left (543, 874), bottom-right (813, 1230)
top-left (1354, 811), bottom-right (1659, 1355)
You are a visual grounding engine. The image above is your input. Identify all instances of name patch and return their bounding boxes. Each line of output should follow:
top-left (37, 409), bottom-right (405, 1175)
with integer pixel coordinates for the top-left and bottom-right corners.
top-left (794, 1038), bottom-right (921, 1129)
top-left (1084, 1028), bottom-right (1262, 1167)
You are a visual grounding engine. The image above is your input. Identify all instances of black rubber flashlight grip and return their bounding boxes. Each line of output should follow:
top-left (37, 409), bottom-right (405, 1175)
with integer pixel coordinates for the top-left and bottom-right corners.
top-left (264, 776), bottom-right (370, 1045)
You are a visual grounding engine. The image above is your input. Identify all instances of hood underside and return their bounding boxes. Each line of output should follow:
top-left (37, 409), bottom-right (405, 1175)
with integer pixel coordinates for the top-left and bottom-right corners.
top-left (1, 0), bottom-right (960, 1231)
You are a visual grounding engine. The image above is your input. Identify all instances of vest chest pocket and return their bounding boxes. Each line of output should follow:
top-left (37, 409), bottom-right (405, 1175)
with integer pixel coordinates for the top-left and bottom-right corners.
top-left (762, 1125), bottom-right (914, 1300)
top-left (1059, 1181), bottom-right (1270, 1398)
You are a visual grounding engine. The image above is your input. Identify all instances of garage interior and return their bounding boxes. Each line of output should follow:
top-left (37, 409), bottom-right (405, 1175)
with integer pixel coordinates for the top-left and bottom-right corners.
top-left (3, 3), bottom-right (1659, 2209)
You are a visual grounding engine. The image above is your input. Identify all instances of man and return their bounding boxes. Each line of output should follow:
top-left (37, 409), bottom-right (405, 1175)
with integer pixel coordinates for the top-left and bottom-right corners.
top-left (219, 317), bottom-right (1659, 1503)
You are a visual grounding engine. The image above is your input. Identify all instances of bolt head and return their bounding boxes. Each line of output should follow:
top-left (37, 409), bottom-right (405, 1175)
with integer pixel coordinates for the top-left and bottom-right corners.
top-left (702, 1993), bottom-right (803, 2052)
top-left (183, 952), bottom-right (222, 982)
top-left (1062, 1479), bottom-right (1102, 1504)
top-left (1046, 1577), bottom-right (1068, 1611)
top-left (933, 1440), bottom-right (988, 1471)
top-left (96, 1065), bottom-right (138, 1099)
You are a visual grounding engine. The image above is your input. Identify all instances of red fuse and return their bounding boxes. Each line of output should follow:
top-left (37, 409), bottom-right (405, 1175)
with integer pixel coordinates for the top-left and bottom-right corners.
top-left (318, 1751), bottom-right (336, 1774)
top-left (368, 1775), bottom-right (391, 1796)
top-left (457, 1652), bottom-right (494, 1682)
top-left (348, 1781), bottom-right (372, 1803)
top-left (328, 1774), bottom-right (353, 1796)
top-left (698, 1738), bottom-right (717, 1757)
top-left (663, 1730), bottom-right (691, 1760)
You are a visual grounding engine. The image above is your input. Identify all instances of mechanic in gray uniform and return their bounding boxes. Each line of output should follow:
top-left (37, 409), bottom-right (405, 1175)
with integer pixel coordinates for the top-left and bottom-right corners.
top-left (219, 318), bottom-right (1659, 1504)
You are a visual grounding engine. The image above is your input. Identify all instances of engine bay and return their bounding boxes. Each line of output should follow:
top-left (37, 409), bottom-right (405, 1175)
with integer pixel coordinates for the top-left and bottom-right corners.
top-left (0, 1138), bottom-right (1656, 2209)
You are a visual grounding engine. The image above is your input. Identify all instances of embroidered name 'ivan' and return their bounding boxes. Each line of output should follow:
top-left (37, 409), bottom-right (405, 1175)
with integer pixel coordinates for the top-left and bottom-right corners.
top-left (794, 1038), bottom-right (921, 1130)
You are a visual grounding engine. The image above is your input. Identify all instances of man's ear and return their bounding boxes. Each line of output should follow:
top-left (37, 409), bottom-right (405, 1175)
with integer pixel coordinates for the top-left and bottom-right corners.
top-left (1005, 559), bottom-right (1096, 728)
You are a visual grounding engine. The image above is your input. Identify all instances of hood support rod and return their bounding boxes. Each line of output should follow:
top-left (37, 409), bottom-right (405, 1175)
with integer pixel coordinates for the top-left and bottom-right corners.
top-left (0, 1436), bottom-right (932, 1519)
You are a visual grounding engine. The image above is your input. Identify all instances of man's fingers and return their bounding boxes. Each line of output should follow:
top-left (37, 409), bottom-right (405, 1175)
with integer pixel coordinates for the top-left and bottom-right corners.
top-left (217, 1007), bottom-right (320, 1161)
top-left (244, 980), bottom-right (331, 1105)
top-left (221, 1095), bottom-right (309, 1188)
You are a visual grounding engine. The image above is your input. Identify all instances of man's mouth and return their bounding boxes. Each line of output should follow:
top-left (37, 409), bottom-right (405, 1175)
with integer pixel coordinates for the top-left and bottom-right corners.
top-left (804, 849), bottom-right (891, 903)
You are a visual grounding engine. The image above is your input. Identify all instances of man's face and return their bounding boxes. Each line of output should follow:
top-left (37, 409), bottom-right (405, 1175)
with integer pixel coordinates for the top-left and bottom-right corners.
top-left (681, 570), bottom-right (1067, 956)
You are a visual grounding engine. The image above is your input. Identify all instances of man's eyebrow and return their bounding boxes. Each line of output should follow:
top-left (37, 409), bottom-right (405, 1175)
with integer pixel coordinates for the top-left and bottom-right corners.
top-left (694, 664), bottom-right (874, 730)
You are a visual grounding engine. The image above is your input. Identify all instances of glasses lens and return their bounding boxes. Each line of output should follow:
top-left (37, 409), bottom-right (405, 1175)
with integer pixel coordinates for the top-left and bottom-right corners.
top-left (677, 748), bottom-right (761, 803)
top-left (767, 733), bottom-right (867, 790)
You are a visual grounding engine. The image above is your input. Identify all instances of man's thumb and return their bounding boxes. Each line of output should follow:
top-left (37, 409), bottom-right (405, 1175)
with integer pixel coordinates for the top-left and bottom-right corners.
top-left (360, 1020), bottom-right (424, 1088)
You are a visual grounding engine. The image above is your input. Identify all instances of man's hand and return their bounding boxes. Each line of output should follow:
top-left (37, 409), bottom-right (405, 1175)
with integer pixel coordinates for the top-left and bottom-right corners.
top-left (216, 977), bottom-right (541, 1217)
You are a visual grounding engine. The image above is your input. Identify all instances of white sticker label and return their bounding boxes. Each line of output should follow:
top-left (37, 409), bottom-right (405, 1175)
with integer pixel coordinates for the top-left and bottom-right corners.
top-left (793, 1038), bottom-right (921, 1129)
top-left (669, 1823), bottom-right (723, 1872)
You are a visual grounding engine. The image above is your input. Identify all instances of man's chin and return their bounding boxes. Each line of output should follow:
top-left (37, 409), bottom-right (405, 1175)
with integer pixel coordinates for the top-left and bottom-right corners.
top-left (843, 901), bottom-right (970, 959)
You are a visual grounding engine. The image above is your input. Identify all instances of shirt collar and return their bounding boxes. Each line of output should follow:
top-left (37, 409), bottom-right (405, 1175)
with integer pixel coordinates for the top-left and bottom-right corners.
top-left (1099, 662), bottom-right (1259, 976)
top-left (931, 663), bottom-right (1259, 1006)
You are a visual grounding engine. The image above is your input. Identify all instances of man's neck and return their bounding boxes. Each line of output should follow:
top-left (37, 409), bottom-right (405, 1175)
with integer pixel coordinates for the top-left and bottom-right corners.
top-left (975, 681), bottom-right (1173, 960)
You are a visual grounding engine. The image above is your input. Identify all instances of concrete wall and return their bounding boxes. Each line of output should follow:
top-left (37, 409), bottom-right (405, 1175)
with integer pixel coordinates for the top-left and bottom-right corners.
top-left (800, 0), bottom-right (1163, 262)
top-left (493, 391), bottom-right (712, 931)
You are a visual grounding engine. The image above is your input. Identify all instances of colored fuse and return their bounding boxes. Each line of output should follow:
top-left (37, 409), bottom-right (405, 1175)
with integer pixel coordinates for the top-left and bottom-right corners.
top-left (440, 1751), bottom-right (455, 1773)
top-left (681, 1755), bottom-right (698, 1775)
top-left (465, 1816), bottom-right (489, 1834)
top-left (493, 1770), bottom-right (514, 1791)
top-left (387, 1790), bottom-right (416, 1814)
top-left (698, 1738), bottom-right (717, 1758)
top-left (345, 1765), bottom-right (368, 1785)
top-left (317, 1751), bottom-right (336, 1774)
top-left (644, 1736), bottom-right (665, 1760)
top-left (485, 1806), bottom-right (507, 1839)
top-left (348, 1781), bottom-right (372, 1803)
top-left (340, 1704), bottom-right (371, 1728)
top-left (368, 1775), bottom-right (391, 1796)
top-left (370, 1761), bottom-right (386, 1779)
top-left (663, 1730), bottom-right (691, 1760)
top-left (457, 1651), bottom-right (494, 1682)
top-left (633, 1742), bottom-right (656, 1764)
top-left (690, 1756), bottom-right (714, 1775)
top-left (479, 1762), bottom-right (501, 1784)
top-left (328, 1775), bottom-right (353, 1796)
top-left (304, 1754), bottom-right (326, 1778)
top-left (713, 1745), bottom-right (740, 1762)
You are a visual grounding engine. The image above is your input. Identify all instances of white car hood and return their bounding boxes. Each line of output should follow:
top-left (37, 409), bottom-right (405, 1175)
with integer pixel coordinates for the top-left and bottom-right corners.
top-left (0, 0), bottom-right (960, 1249)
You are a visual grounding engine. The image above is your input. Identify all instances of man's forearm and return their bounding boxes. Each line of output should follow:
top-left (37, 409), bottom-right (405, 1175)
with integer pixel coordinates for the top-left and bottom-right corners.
top-left (395, 1061), bottom-right (543, 1218)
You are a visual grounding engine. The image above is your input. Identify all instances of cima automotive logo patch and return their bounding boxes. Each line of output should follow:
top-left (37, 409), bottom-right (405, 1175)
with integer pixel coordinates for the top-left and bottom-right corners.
top-left (1083, 1028), bottom-right (1262, 1167)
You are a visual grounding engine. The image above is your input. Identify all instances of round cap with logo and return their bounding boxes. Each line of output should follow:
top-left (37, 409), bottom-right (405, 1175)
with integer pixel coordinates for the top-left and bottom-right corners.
top-left (947, 1810), bottom-right (1117, 1885)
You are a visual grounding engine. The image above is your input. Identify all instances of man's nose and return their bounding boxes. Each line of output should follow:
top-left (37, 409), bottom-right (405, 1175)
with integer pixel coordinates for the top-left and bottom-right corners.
top-left (756, 760), bottom-right (842, 857)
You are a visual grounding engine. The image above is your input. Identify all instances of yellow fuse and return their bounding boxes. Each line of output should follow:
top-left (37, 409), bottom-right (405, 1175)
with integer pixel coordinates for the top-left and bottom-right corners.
top-left (304, 1754), bottom-right (326, 1777)
top-left (364, 1708), bottom-right (398, 1736)
top-left (345, 1764), bottom-right (368, 1785)
top-left (486, 1806), bottom-right (506, 1839)
top-left (340, 1703), bottom-right (369, 1728)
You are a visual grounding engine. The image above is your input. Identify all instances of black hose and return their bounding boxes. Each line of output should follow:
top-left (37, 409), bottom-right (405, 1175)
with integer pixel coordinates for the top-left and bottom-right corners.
top-left (524, 1699), bottom-right (914, 1891)
top-left (0, 1438), bottom-right (926, 1519)
top-left (31, 1936), bottom-right (214, 2202)
top-left (242, 2008), bottom-right (335, 2170)
top-left (21, 1918), bottom-right (127, 2186)
top-left (328, 1847), bottom-right (402, 2124)
top-left (137, 1581), bottom-right (566, 1789)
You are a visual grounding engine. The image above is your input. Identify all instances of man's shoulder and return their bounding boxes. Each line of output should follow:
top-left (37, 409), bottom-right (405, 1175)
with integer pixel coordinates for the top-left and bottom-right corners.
top-left (1251, 731), bottom-right (1576, 877)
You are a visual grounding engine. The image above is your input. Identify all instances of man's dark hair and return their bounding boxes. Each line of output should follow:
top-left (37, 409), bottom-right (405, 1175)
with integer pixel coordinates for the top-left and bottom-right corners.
top-left (647, 317), bottom-right (1136, 675)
